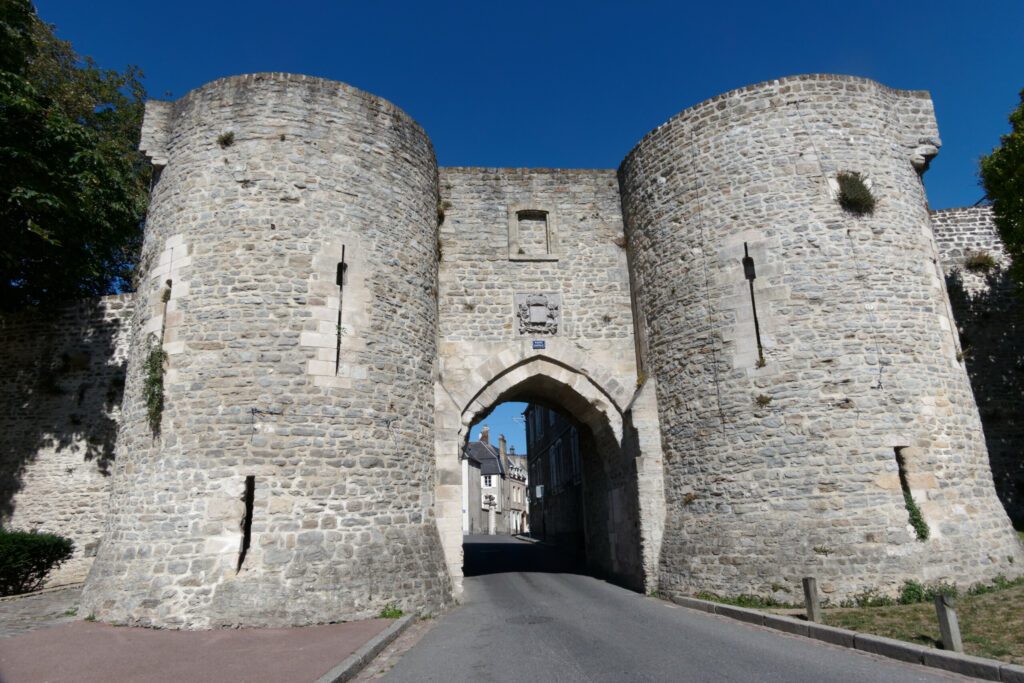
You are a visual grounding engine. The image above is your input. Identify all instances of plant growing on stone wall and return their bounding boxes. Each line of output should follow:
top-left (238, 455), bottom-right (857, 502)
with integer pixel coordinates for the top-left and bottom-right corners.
top-left (903, 489), bottom-right (930, 541)
top-left (143, 336), bottom-right (166, 435)
top-left (963, 251), bottom-right (998, 273)
top-left (754, 394), bottom-right (772, 408)
top-left (897, 579), bottom-right (957, 605)
top-left (436, 199), bottom-right (451, 227)
top-left (378, 604), bottom-right (403, 619)
top-left (217, 131), bottom-right (235, 148)
top-left (836, 171), bottom-right (876, 216)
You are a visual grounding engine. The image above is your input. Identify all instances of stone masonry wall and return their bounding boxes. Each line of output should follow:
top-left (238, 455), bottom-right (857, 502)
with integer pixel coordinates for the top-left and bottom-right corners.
top-left (0, 71), bottom-right (1006, 622)
top-left (620, 74), bottom-right (1024, 604)
top-left (434, 168), bottom-right (665, 591)
top-left (0, 295), bottom-right (132, 586)
top-left (81, 74), bottom-right (450, 628)
top-left (931, 206), bottom-right (1024, 527)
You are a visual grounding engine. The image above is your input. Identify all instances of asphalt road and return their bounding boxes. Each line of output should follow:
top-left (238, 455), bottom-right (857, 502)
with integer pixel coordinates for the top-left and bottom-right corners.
top-left (382, 535), bottom-right (967, 683)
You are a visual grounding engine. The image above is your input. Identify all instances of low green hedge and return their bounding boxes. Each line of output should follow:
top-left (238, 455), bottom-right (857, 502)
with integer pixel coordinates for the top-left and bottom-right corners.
top-left (0, 530), bottom-right (74, 596)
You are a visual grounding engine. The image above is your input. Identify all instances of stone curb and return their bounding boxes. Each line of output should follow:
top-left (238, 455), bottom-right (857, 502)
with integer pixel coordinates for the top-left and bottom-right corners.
top-left (315, 615), bottom-right (415, 683)
top-left (669, 595), bottom-right (1024, 681)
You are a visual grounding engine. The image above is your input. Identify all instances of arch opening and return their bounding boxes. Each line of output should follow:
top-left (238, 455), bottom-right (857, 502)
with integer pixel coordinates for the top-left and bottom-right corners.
top-left (458, 373), bottom-right (645, 591)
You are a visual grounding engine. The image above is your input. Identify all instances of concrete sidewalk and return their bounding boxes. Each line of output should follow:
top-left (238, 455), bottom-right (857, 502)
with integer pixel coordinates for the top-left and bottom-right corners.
top-left (0, 617), bottom-right (395, 683)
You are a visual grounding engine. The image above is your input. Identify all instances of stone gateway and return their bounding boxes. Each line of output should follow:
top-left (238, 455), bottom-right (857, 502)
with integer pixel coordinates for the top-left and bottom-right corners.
top-left (6, 72), bottom-right (1021, 628)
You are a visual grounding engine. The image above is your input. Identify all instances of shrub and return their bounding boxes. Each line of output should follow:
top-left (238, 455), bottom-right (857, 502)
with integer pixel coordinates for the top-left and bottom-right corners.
top-left (963, 251), bottom-right (998, 273)
top-left (898, 579), bottom-right (958, 604)
top-left (840, 588), bottom-right (895, 608)
top-left (0, 530), bottom-right (74, 596)
top-left (378, 604), bottom-right (403, 619)
top-left (898, 579), bottom-right (926, 604)
top-left (968, 574), bottom-right (1024, 595)
top-left (217, 131), bottom-right (235, 148)
top-left (695, 592), bottom-right (795, 609)
top-left (925, 580), bottom-right (959, 600)
top-left (754, 394), bottom-right (772, 408)
top-left (836, 171), bottom-right (876, 215)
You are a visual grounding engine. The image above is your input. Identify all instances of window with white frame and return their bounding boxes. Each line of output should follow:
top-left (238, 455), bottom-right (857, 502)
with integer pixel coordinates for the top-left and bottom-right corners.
top-left (483, 475), bottom-right (493, 488)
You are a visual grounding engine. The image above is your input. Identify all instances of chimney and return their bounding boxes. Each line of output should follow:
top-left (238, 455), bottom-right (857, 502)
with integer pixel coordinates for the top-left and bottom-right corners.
top-left (499, 434), bottom-right (507, 457)
top-left (480, 425), bottom-right (490, 445)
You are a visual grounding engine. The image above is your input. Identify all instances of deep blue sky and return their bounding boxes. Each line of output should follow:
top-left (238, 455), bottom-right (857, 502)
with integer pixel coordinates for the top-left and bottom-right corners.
top-left (470, 403), bottom-right (528, 455)
top-left (33, 1), bottom-right (1023, 452)
top-left (35, 0), bottom-right (1024, 210)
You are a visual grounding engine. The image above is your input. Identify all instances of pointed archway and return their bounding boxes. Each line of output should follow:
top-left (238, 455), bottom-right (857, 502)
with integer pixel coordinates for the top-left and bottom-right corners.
top-left (434, 354), bottom-right (666, 596)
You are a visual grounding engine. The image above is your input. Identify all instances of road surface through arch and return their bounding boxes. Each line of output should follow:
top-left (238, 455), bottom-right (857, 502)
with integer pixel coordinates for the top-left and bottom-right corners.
top-left (381, 536), bottom-right (967, 682)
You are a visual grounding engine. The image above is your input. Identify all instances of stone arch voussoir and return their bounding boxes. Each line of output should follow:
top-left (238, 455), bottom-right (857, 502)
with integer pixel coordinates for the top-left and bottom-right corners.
top-left (459, 355), bottom-right (624, 445)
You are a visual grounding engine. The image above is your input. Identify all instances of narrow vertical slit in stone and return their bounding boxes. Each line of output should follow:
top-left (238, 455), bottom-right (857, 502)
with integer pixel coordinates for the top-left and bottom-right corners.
top-left (160, 279), bottom-right (173, 344)
top-left (895, 447), bottom-right (929, 541)
top-left (335, 248), bottom-right (347, 376)
top-left (237, 475), bottom-right (255, 572)
top-left (742, 243), bottom-right (765, 367)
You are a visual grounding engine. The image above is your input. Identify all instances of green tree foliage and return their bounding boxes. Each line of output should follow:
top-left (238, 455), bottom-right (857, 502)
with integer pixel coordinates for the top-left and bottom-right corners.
top-left (0, 529), bottom-right (74, 595)
top-left (0, 0), bottom-right (148, 311)
top-left (980, 89), bottom-right (1024, 285)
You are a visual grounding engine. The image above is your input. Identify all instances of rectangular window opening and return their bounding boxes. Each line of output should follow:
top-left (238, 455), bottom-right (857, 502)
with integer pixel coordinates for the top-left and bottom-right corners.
top-left (237, 475), bottom-right (255, 572)
top-left (517, 211), bottom-right (549, 255)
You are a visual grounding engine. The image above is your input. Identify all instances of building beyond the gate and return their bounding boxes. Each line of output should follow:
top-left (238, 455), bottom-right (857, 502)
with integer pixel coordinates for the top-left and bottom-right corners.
top-left (461, 426), bottom-right (527, 535)
top-left (2, 72), bottom-right (1023, 628)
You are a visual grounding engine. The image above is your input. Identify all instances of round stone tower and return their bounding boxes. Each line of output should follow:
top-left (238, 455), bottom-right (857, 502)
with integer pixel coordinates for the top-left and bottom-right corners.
top-left (81, 74), bottom-right (449, 628)
top-left (620, 75), bottom-right (1024, 602)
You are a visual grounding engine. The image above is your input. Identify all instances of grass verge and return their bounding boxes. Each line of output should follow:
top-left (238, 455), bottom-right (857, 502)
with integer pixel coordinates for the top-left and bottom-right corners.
top-left (824, 584), bottom-right (1024, 664)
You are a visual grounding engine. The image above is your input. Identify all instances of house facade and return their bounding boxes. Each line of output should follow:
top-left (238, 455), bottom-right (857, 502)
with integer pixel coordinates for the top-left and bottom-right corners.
top-left (525, 404), bottom-right (583, 552)
top-left (461, 426), bottom-right (528, 535)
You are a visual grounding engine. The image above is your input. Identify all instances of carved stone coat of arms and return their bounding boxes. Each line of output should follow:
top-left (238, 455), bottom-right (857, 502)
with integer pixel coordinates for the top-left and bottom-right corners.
top-left (515, 293), bottom-right (561, 336)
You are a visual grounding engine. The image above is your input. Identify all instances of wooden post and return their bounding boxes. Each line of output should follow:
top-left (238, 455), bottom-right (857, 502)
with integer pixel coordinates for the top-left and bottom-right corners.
top-left (934, 594), bottom-right (963, 653)
top-left (802, 577), bottom-right (821, 623)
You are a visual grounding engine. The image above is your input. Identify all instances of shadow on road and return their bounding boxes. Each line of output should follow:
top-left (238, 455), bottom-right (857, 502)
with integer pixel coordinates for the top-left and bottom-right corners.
top-left (462, 534), bottom-right (587, 578)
